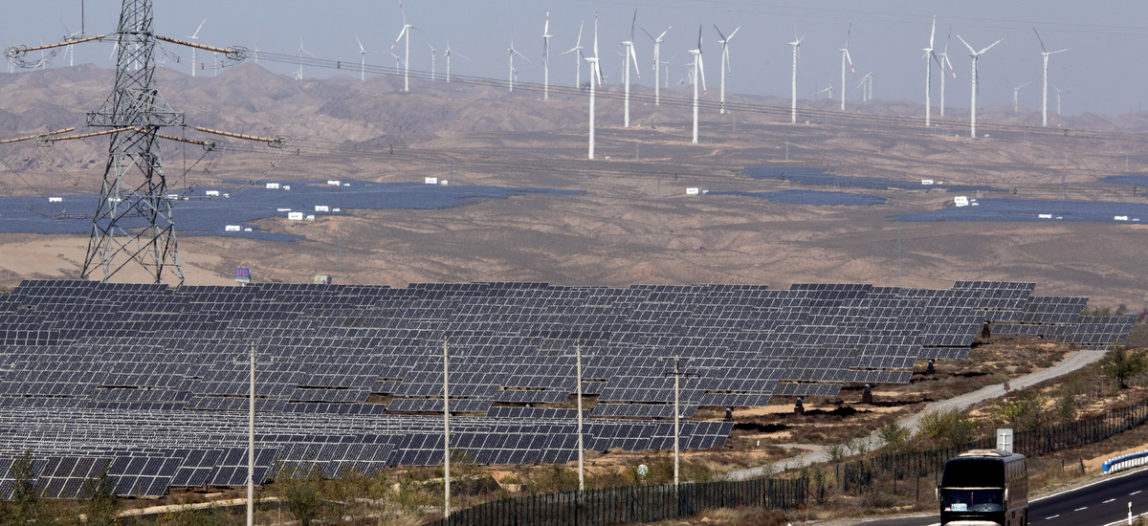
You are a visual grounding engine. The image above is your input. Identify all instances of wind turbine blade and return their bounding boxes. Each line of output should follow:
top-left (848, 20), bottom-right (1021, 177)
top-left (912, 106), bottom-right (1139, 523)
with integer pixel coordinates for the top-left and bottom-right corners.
top-left (657, 27), bottom-right (671, 42)
top-left (630, 45), bottom-right (640, 78)
top-left (355, 33), bottom-right (365, 54)
top-left (630, 9), bottom-right (638, 41)
top-left (845, 49), bottom-right (854, 71)
top-left (955, 34), bottom-right (976, 55)
top-left (639, 25), bottom-right (655, 42)
top-left (192, 18), bottom-right (207, 39)
top-left (593, 13), bottom-right (599, 58)
top-left (845, 21), bottom-right (852, 47)
top-left (1032, 27), bottom-right (1047, 52)
top-left (713, 24), bottom-right (726, 42)
top-left (593, 61), bottom-right (602, 86)
top-left (576, 21), bottom-right (584, 46)
top-left (399, 0), bottom-right (407, 26)
top-left (727, 26), bottom-right (741, 41)
top-left (1051, 48), bottom-right (1068, 55)
top-left (944, 55), bottom-right (956, 78)
top-left (697, 25), bottom-right (703, 51)
top-left (978, 39), bottom-right (1002, 55)
top-left (931, 51), bottom-right (943, 69)
top-left (391, 27), bottom-right (407, 49)
top-left (929, 16), bottom-right (936, 49)
top-left (544, 11), bottom-right (550, 37)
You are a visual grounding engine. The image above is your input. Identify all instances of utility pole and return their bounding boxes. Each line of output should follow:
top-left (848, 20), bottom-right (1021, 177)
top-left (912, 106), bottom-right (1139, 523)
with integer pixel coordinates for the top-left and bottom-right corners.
top-left (247, 343), bottom-right (255, 526)
top-left (442, 340), bottom-right (451, 519)
top-left (575, 345), bottom-right (585, 491)
top-left (664, 357), bottom-right (700, 488)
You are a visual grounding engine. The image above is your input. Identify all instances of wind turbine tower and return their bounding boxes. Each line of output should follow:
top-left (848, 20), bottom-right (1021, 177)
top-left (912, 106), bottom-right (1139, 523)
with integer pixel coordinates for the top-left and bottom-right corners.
top-left (428, 42), bottom-right (437, 81)
top-left (621, 10), bottom-right (640, 127)
top-left (839, 23), bottom-right (855, 111)
top-left (444, 44), bottom-right (467, 83)
top-left (542, 12), bottom-right (551, 100)
top-left (714, 24), bottom-right (740, 115)
top-left (355, 34), bottom-right (367, 81)
top-left (1012, 82), bottom-right (1030, 112)
top-left (1033, 28), bottom-right (1067, 127)
top-left (562, 22), bottom-right (584, 88)
top-left (390, 2), bottom-right (414, 92)
top-left (690, 25), bottom-right (707, 144)
top-left (956, 34), bottom-right (1002, 138)
top-left (640, 25), bottom-right (671, 106)
top-left (506, 40), bottom-right (531, 93)
top-left (189, 18), bottom-right (205, 77)
top-left (923, 16), bottom-right (940, 127)
top-left (586, 14), bottom-right (602, 159)
top-left (937, 29), bottom-right (957, 117)
top-left (788, 29), bottom-right (801, 124)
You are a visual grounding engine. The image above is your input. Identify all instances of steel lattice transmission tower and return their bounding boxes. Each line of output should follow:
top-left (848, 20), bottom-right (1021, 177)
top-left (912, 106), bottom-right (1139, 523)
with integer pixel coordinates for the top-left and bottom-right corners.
top-left (82, 0), bottom-right (186, 285)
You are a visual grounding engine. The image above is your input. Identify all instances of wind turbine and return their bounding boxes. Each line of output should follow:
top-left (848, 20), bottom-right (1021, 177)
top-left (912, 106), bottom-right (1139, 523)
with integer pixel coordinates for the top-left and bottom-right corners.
top-left (1012, 82), bottom-right (1030, 112)
top-left (61, 23), bottom-right (81, 67)
top-left (787, 27), bottom-right (802, 124)
top-left (621, 10), bottom-right (640, 127)
top-left (817, 86), bottom-right (834, 99)
top-left (189, 18), bottom-right (206, 78)
top-left (562, 21), bottom-right (585, 88)
top-left (857, 73), bottom-right (873, 102)
top-left (506, 40), bottom-right (531, 93)
top-left (542, 12), bottom-right (551, 100)
top-left (839, 23), bottom-right (855, 111)
top-left (1033, 28), bottom-right (1068, 128)
top-left (640, 25), bottom-right (671, 106)
top-left (923, 16), bottom-right (944, 127)
top-left (1055, 85), bottom-right (1065, 116)
top-left (444, 44), bottom-right (468, 83)
top-left (714, 24), bottom-right (740, 115)
top-left (390, 1), bottom-right (414, 92)
top-left (427, 42), bottom-right (438, 81)
top-left (690, 25), bottom-right (707, 144)
top-left (956, 34), bottom-right (1002, 138)
top-left (354, 34), bottom-right (368, 81)
top-left (296, 40), bottom-right (313, 81)
top-left (586, 13), bottom-right (602, 159)
top-left (937, 28), bottom-right (957, 117)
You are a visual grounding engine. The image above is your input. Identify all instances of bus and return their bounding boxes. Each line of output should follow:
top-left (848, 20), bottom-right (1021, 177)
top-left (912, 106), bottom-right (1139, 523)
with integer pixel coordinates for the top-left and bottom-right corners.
top-left (938, 449), bottom-right (1028, 525)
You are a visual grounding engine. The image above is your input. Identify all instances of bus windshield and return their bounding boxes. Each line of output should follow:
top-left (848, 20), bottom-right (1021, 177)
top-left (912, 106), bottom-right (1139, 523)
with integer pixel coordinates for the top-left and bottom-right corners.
top-left (942, 488), bottom-right (1005, 513)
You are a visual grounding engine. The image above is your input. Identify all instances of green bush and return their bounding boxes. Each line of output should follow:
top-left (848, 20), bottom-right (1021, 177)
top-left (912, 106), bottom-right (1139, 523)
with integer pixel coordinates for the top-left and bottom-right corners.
top-left (916, 409), bottom-right (975, 449)
top-left (1101, 345), bottom-right (1148, 390)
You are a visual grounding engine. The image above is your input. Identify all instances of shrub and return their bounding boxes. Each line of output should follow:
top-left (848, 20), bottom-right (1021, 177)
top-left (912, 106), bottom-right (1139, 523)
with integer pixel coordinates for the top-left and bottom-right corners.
top-left (1101, 345), bottom-right (1148, 390)
top-left (917, 409), bottom-right (975, 449)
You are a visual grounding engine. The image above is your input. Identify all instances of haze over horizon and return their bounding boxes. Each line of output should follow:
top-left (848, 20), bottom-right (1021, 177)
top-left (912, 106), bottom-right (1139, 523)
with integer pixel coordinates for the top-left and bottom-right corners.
top-left (2, 1), bottom-right (1146, 117)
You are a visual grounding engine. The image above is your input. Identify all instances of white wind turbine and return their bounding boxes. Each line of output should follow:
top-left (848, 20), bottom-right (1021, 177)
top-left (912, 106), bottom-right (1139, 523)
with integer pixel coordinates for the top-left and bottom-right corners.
top-left (61, 23), bottom-right (81, 67)
top-left (817, 86), bottom-right (834, 99)
top-left (562, 22), bottom-right (585, 88)
top-left (956, 34), bottom-right (1002, 138)
top-left (390, 1), bottom-right (415, 92)
top-left (296, 40), bottom-right (313, 81)
top-left (690, 25), bottom-right (707, 144)
top-left (640, 25), bottom-right (671, 106)
top-left (506, 40), bottom-right (531, 93)
top-left (787, 28), bottom-right (802, 124)
top-left (857, 73), bottom-right (873, 102)
top-left (923, 16), bottom-right (942, 127)
top-left (1012, 81), bottom-right (1030, 112)
top-left (354, 34), bottom-right (368, 81)
top-left (542, 12), bottom-right (552, 100)
top-left (586, 13), bottom-right (603, 159)
top-left (714, 24), bottom-right (740, 115)
top-left (1033, 28), bottom-right (1068, 128)
top-left (189, 18), bottom-right (206, 78)
top-left (444, 44), bottom-right (469, 83)
top-left (937, 28), bottom-right (957, 117)
top-left (621, 10), bottom-right (640, 127)
top-left (839, 23), bottom-right (855, 111)
top-left (427, 42), bottom-right (438, 81)
top-left (1055, 85), bottom-right (1065, 116)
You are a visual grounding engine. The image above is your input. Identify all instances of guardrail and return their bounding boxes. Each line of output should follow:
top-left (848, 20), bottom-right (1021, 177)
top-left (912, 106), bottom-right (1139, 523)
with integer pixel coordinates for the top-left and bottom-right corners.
top-left (1101, 449), bottom-right (1148, 474)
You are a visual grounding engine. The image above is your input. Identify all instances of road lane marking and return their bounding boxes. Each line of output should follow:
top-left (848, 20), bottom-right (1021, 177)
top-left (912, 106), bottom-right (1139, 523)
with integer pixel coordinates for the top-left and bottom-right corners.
top-left (1133, 490), bottom-right (1143, 496)
top-left (1104, 498), bottom-right (1116, 503)
top-left (1075, 506), bottom-right (1088, 511)
top-left (1046, 515), bottom-right (1060, 520)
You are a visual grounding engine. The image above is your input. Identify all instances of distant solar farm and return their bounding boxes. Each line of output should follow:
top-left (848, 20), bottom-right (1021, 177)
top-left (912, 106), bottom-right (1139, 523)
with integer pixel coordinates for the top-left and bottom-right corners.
top-left (0, 279), bottom-right (1132, 497)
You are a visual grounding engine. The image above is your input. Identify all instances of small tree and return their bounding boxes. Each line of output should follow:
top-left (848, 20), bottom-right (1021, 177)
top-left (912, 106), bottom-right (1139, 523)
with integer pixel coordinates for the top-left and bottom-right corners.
top-left (1101, 345), bottom-right (1147, 390)
top-left (10, 451), bottom-right (39, 525)
top-left (877, 420), bottom-right (910, 453)
top-left (998, 391), bottom-right (1046, 431)
top-left (282, 466), bottom-right (324, 526)
top-left (917, 409), bottom-right (976, 449)
top-left (82, 467), bottom-right (120, 526)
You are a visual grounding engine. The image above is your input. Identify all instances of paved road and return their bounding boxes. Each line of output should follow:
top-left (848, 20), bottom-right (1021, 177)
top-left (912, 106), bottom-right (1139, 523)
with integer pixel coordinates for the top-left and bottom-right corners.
top-left (726, 350), bottom-right (1108, 481)
top-left (857, 467), bottom-right (1148, 526)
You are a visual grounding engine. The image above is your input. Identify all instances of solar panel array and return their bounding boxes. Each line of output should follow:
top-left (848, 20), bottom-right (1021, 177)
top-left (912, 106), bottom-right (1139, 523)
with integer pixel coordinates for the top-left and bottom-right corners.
top-left (0, 279), bottom-right (1132, 498)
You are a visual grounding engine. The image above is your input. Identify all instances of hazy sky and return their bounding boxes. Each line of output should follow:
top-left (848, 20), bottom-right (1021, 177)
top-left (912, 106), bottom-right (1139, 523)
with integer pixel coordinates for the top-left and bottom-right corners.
top-left (3, 1), bottom-right (1147, 116)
